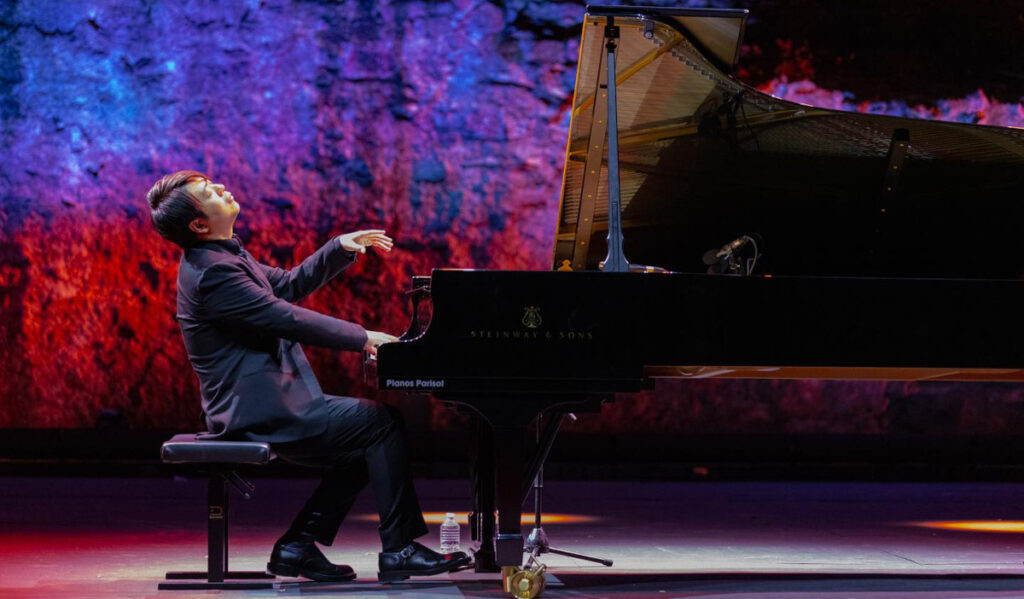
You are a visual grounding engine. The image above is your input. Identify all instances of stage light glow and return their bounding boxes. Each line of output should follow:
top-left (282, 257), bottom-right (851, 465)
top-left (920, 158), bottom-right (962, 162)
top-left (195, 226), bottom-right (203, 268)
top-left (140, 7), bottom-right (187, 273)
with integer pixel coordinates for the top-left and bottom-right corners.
top-left (354, 511), bottom-right (598, 525)
top-left (910, 520), bottom-right (1024, 533)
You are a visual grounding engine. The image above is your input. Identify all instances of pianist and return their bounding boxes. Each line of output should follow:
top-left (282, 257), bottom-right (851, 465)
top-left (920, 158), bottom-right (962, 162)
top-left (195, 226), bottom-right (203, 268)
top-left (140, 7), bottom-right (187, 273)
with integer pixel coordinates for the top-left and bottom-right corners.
top-left (146, 170), bottom-right (470, 581)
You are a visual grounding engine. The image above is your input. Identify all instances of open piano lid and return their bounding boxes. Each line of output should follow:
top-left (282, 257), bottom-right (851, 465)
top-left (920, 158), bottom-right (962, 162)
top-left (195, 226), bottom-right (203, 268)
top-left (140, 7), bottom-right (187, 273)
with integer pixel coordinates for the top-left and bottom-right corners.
top-left (554, 5), bottom-right (1024, 279)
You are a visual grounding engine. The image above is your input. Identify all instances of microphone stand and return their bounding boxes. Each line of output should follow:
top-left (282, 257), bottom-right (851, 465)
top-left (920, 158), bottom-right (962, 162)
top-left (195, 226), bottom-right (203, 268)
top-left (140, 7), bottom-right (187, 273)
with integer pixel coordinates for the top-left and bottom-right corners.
top-left (523, 413), bottom-right (613, 567)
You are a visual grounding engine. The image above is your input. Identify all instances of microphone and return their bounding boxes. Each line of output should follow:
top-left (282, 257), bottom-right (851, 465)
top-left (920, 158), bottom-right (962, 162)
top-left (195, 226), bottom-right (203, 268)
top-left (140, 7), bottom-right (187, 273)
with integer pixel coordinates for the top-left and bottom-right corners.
top-left (702, 233), bottom-right (763, 276)
top-left (702, 235), bottom-right (750, 265)
top-left (715, 235), bottom-right (750, 258)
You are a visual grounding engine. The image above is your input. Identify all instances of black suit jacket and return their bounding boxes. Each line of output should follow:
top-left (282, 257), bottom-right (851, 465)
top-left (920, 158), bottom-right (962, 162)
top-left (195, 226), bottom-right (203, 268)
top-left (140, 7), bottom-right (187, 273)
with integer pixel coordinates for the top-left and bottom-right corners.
top-left (176, 236), bottom-right (368, 442)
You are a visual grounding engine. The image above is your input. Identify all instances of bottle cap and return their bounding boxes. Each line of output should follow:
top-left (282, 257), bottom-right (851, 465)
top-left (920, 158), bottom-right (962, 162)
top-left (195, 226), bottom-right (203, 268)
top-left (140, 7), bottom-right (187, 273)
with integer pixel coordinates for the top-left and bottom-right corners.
top-left (445, 512), bottom-right (456, 519)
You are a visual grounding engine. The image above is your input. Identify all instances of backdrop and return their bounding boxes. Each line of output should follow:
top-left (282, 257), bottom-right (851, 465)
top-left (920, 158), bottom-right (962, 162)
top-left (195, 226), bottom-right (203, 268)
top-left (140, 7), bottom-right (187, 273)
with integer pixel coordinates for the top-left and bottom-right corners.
top-left (2, 0), bottom-right (1023, 434)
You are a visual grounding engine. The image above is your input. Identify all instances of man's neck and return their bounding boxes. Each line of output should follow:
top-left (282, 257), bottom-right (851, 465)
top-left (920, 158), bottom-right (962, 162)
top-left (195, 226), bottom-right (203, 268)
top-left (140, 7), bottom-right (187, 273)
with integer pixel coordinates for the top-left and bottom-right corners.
top-left (200, 230), bottom-right (234, 242)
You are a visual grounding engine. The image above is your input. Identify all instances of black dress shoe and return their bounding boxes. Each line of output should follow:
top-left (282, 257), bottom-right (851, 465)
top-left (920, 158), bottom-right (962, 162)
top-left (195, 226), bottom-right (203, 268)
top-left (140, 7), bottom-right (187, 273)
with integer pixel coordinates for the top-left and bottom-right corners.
top-left (377, 541), bottom-right (472, 582)
top-left (267, 538), bottom-right (356, 582)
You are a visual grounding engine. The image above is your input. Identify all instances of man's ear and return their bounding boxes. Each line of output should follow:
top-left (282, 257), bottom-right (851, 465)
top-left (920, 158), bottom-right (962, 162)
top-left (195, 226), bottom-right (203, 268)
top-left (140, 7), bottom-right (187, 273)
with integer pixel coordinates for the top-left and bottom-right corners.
top-left (188, 218), bottom-right (209, 235)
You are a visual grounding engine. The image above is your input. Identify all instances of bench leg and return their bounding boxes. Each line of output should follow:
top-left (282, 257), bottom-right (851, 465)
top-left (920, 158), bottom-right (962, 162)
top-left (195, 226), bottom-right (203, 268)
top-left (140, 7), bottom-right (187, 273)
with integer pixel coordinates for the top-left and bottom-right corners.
top-left (161, 468), bottom-right (274, 590)
top-left (211, 469), bottom-right (227, 582)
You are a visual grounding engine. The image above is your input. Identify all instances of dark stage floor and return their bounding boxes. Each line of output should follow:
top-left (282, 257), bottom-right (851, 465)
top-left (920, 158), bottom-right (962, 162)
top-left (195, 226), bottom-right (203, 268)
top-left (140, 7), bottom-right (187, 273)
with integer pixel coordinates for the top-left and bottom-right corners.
top-left (5, 477), bottom-right (1024, 598)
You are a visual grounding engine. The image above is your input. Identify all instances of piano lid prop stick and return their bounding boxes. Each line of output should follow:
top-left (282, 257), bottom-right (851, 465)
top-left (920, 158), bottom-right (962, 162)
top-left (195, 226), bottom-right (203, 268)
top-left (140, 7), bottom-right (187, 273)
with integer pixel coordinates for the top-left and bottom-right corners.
top-left (600, 17), bottom-right (630, 273)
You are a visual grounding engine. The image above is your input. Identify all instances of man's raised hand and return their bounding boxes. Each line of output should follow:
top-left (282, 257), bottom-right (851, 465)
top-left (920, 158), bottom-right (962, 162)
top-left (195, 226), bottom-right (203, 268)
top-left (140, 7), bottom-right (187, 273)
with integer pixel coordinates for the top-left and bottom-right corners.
top-left (339, 229), bottom-right (393, 254)
top-left (364, 330), bottom-right (399, 356)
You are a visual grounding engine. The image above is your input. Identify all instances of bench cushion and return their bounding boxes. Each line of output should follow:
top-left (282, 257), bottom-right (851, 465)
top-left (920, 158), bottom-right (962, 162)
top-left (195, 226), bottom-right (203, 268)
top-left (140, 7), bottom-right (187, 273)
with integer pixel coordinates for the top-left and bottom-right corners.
top-left (161, 433), bottom-right (275, 465)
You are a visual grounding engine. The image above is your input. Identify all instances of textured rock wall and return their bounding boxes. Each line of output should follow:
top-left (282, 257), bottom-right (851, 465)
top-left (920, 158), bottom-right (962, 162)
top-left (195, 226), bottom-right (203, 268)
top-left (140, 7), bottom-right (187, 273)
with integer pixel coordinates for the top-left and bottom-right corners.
top-left (1, 0), bottom-right (1023, 433)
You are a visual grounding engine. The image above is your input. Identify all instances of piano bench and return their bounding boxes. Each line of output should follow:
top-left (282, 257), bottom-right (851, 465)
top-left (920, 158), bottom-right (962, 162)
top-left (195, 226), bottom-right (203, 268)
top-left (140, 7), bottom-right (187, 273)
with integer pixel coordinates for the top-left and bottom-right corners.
top-left (158, 433), bottom-right (277, 590)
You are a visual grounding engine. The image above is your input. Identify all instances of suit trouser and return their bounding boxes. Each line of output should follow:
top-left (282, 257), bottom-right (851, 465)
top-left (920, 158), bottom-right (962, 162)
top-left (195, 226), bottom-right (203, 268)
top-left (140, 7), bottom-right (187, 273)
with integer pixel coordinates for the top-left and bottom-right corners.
top-left (270, 395), bottom-right (428, 552)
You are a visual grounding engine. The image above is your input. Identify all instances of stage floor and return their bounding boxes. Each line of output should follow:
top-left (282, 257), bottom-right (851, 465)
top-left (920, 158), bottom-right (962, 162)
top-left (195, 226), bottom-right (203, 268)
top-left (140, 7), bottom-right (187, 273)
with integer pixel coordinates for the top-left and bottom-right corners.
top-left (3, 476), bottom-right (1024, 598)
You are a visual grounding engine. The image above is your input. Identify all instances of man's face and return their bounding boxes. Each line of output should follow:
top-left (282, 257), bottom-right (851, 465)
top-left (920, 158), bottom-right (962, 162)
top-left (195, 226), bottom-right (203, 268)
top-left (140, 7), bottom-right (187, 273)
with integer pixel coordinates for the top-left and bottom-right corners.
top-left (185, 177), bottom-right (239, 237)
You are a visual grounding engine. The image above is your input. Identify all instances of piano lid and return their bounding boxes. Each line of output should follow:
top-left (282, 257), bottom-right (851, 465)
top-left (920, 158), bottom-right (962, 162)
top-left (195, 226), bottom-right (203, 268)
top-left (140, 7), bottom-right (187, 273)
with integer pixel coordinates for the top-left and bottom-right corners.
top-left (554, 6), bottom-right (1024, 278)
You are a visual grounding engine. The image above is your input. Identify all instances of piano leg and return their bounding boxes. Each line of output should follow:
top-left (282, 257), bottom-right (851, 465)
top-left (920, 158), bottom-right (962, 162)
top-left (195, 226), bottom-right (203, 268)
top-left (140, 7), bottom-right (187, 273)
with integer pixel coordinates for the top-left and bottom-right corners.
top-left (452, 395), bottom-right (604, 570)
top-left (492, 424), bottom-right (527, 567)
top-left (471, 416), bottom-right (498, 572)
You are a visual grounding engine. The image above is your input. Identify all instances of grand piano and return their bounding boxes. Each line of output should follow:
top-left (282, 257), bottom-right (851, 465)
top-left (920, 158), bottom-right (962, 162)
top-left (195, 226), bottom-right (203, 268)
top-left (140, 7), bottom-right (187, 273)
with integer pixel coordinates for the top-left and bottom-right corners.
top-left (373, 3), bottom-right (1024, 578)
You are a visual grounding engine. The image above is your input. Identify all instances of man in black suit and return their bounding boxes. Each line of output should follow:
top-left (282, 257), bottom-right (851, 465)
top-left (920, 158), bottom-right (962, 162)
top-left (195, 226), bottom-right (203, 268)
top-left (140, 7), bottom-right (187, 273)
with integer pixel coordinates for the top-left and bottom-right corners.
top-left (147, 170), bottom-right (469, 582)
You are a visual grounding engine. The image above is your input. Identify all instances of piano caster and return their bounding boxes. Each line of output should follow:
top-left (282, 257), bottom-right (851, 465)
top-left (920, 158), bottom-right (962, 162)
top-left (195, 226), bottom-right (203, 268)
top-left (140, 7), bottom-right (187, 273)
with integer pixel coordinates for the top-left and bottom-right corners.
top-left (502, 551), bottom-right (547, 599)
top-left (502, 565), bottom-right (546, 599)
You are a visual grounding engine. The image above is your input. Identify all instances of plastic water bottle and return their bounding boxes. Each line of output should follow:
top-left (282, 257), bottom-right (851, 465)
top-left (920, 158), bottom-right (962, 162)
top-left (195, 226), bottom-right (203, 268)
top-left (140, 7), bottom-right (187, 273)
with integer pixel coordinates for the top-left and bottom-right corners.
top-left (440, 512), bottom-right (461, 553)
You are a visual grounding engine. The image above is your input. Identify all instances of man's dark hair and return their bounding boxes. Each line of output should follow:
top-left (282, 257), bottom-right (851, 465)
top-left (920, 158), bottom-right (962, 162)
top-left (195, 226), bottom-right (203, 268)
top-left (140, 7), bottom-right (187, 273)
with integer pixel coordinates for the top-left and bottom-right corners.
top-left (147, 170), bottom-right (209, 248)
